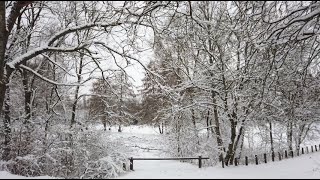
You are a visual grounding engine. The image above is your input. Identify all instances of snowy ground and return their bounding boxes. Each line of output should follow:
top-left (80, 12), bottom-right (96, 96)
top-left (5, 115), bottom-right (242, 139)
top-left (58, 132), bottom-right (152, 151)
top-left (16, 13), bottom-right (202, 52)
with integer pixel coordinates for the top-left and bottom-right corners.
top-left (0, 171), bottom-right (55, 179)
top-left (118, 152), bottom-right (320, 179)
top-left (1, 125), bottom-right (320, 179)
top-left (97, 125), bottom-right (169, 158)
top-left (110, 125), bottom-right (320, 179)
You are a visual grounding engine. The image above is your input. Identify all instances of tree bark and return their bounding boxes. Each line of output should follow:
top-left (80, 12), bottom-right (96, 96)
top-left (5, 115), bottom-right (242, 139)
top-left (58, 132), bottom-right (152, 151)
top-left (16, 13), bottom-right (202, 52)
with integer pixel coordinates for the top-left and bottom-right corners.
top-left (70, 53), bottom-right (84, 128)
top-left (0, 2), bottom-right (6, 112)
top-left (238, 129), bottom-right (245, 159)
top-left (22, 66), bottom-right (32, 123)
top-left (224, 115), bottom-right (237, 166)
top-left (233, 119), bottom-right (246, 159)
top-left (158, 123), bottom-right (163, 134)
top-left (2, 86), bottom-right (11, 160)
top-left (212, 90), bottom-right (224, 161)
top-left (0, 1), bottom-right (33, 111)
top-left (269, 120), bottom-right (274, 154)
top-left (287, 121), bottom-right (293, 154)
top-left (190, 94), bottom-right (200, 145)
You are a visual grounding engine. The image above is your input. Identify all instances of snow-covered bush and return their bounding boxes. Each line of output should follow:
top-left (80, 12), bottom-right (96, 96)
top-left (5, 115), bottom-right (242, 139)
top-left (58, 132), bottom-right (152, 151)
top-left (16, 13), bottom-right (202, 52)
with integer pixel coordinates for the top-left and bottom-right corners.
top-left (81, 154), bottom-right (128, 179)
top-left (0, 122), bottom-right (129, 179)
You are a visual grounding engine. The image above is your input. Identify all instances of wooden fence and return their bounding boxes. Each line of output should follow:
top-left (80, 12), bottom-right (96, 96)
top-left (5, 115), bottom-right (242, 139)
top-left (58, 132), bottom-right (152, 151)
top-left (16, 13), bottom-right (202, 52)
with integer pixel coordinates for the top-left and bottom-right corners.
top-left (129, 156), bottom-right (209, 170)
top-left (221, 144), bottom-right (320, 168)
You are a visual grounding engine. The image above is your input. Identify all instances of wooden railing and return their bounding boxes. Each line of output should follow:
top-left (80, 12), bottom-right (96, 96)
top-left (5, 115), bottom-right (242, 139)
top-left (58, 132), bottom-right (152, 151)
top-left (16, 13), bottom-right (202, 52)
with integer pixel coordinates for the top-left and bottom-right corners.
top-left (129, 156), bottom-right (209, 170)
top-left (222, 143), bottom-right (320, 168)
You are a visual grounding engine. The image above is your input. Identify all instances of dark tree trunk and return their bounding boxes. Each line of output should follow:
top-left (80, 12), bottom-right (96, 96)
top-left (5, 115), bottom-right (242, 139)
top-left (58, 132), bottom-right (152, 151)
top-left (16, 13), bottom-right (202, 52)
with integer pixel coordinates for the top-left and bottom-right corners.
top-left (287, 121), bottom-right (293, 154)
top-left (2, 86), bottom-right (11, 160)
top-left (103, 120), bottom-right (107, 131)
top-left (0, 2), bottom-right (6, 112)
top-left (238, 129), bottom-right (245, 159)
top-left (233, 119), bottom-right (246, 160)
top-left (224, 117), bottom-right (237, 166)
top-left (0, 1), bottom-right (33, 111)
top-left (191, 107), bottom-right (200, 145)
top-left (269, 120), bottom-right (274, 155)
top-left (70, 53), bottom-right (84, 128)
top-left (161, 122), bottom-right (164, 134)
top-left (158, 123), bottom-right (163, 134)
top-left (22, 66), bottom-right (32, 123)
top-left (206, 110), bottom-right (210, 137)
top-left (212, 91), bottom-right (224, 161)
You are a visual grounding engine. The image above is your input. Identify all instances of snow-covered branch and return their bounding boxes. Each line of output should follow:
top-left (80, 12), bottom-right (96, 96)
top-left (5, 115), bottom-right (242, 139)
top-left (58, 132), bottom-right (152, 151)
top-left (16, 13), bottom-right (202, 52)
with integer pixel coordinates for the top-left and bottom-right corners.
top-left (19, 64), bottom-right (82, 86)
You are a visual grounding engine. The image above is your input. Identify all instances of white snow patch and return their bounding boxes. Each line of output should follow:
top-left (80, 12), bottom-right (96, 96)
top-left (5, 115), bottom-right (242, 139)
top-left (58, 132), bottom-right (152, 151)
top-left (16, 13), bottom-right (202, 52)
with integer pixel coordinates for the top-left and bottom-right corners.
top-left (94, 124), bottom-right (160, 135)
top-left (0, 171), bottom-right (56, 179)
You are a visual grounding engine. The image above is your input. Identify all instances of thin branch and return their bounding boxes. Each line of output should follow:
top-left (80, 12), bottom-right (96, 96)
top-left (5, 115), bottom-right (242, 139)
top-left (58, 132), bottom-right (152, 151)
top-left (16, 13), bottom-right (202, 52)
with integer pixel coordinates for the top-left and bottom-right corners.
top-left (41, 54), bottom-right (75, 77)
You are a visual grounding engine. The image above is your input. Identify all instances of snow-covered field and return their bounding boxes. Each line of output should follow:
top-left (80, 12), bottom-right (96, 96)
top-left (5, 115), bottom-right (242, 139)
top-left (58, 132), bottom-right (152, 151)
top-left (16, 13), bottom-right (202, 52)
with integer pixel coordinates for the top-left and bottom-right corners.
top-left (1, 125), bottom-right (320, 179)
top-left (112, 125), bottom-right (320, 179)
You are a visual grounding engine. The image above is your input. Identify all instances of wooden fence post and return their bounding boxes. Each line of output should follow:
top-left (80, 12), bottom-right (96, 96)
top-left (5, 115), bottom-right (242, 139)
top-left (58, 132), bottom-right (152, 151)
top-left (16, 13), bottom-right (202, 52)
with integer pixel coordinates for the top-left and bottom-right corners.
top-left (255, 155), bottom-right (258, 165)
top-left (245, 156), bottom-right (248, 166)
top-left (198, 156), bottom-right (202, 168)
top-left (291, 150), bottom-right (294, 158)
top-left (285, 150), bottom-right (288, 158)
top-left (272, 152), bottom-right (275, 162)
top-left (315, 145), bottom-right (318, 152)
top-left (278, 152), bottom-right (281, 161)
top-left (302, 148), bottom-right (304, 155)
top-left (130, 157), bottom-right (133, 171)
top-left (264, 153), bottom-right (267, 163)
top-left (306, 146), bottom-right (309, 153)
top-left (234, 158), bottom-right (238, 166)
top-left (297, 148), bottom-right (299, 156)
top-left (311, 146), bottom-right (314, 152)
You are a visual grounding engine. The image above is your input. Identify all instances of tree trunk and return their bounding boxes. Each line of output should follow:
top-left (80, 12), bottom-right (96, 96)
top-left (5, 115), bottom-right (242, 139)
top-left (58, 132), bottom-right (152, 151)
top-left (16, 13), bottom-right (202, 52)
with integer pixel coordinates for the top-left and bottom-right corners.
top-left (269, 120), bottom-right (274, 154)
top-left (295, 123), bottom-right (312, 152)
top-left (238, 129), bottom-right (245, 159)
top-left (22, 67), bottom-right (33, 154)
top-left (212, 91), bottom-right (224, 161)
top-left (161, 122), bottom-right (164, 134)
top-left (22, 66), bottom-right (32, 122)
top-left (0, 1), bottom-right (33, 111)
top-left (0, 2), bottom-right (6, 112)
top-left (158, 122), bottom-right (164, 134)
top-left (287, 121), bottom-right (293, 154)
top-left (233, 119), bottom-right (246, 160)
top-left (70, 53), bottom-right (84, 128)
top-left (2, 86), bottom-right (11, 160)
top-left (103, 119), bottom-right (107, 131)
top-left (206, 110), bottom-right (214, 135)
top-left (224, 116), bottom-right (237, 166)
top-left (191, 107), bottom-right (200, 145)
top-left (175, 115), bottom-right (182, 156)
top-left (206, 110), bottom-right (210, 137)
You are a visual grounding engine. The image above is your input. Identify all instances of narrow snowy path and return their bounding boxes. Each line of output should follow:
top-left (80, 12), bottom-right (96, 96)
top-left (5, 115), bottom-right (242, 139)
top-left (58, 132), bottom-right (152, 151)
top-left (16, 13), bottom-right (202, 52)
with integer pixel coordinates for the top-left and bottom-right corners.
top-left (102, 125), bottom-right (320, 179)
